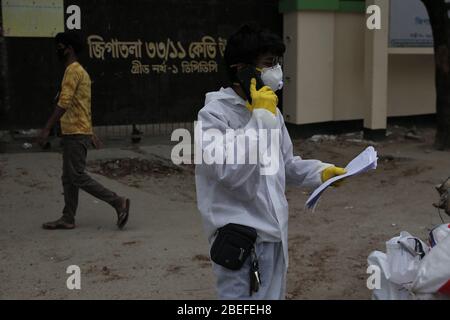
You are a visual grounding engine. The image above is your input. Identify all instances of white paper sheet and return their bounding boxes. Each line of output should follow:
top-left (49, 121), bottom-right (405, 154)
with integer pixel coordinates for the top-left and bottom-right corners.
top-left (306, 146), bottom-right (378, 210)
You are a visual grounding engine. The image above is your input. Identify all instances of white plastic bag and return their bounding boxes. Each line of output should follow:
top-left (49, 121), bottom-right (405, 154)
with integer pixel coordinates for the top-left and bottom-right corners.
top-left (367, 231), bottom-right (450, 300)
top-left (367, 251), bottom-right (412, 300)
top-left (386, 231), bottom-right (428, 286)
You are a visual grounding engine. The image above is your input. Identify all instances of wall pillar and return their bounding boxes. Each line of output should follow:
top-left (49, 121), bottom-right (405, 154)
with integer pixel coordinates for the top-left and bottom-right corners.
top-left (363, 0), bottom-right (389, 140)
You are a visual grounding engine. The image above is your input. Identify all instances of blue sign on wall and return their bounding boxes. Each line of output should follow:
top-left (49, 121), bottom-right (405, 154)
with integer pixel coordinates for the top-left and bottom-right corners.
top-left (389, 0), bottom-right (433, 48)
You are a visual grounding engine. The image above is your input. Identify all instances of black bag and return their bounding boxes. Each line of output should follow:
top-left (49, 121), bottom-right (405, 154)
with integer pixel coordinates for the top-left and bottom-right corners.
top-left (210, 223), bottom-right (257, 270)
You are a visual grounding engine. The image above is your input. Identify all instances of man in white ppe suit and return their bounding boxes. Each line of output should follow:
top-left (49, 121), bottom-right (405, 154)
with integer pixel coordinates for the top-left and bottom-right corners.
top-left (195, 24), bottom-right (346, 300)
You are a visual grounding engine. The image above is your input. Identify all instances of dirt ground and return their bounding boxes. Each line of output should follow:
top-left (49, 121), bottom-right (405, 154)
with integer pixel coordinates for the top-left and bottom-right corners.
top-left (0, 125), bottom-right (449, 299)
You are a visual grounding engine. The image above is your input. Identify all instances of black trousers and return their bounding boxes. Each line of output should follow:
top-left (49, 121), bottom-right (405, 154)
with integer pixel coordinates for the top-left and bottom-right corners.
top-left (61, 135), bottom-right (120, 223)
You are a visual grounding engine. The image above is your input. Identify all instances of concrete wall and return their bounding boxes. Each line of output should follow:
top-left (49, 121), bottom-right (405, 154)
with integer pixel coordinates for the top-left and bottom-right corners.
top-left (388, 54), bottom-right (436, 117)
top-left (283, 10), bottom-right (436, 126)
top-left (284, 11), bottom-right (335, 125)
top-left (334, 12), bottom-right (366, 121)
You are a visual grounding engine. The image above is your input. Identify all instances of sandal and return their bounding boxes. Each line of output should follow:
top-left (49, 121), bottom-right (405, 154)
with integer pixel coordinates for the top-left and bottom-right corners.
top-left (42, 218), bottom-right (75, 230)
top-left (116, 198), bottom-right (130, 230)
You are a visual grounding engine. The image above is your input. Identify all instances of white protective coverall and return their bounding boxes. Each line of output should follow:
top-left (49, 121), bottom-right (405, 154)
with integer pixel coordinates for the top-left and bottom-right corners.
top-left (195, 87), bottom-right (332, 299)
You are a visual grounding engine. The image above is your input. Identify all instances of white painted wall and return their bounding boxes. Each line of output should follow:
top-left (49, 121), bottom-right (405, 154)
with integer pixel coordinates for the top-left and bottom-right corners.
top-left (282, 10), bottom-right (435, 126)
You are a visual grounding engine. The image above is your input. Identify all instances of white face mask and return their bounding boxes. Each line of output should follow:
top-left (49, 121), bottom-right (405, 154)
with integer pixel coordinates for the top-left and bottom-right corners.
top-left (260, 63), bottom-right (284, 91)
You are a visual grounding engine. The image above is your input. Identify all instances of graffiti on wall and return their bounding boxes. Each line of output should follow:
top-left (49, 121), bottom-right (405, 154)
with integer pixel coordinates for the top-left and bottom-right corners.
top-left (87, 35), bottom-right (227, 75)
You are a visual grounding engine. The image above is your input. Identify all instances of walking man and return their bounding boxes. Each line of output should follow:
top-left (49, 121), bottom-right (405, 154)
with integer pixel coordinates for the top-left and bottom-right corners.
top-left (38, 31), bottom-right (130, 230)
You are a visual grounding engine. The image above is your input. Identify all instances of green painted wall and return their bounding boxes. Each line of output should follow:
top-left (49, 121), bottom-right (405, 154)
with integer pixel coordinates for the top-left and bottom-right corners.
top-left (279, 0), bottom-right (366, 13)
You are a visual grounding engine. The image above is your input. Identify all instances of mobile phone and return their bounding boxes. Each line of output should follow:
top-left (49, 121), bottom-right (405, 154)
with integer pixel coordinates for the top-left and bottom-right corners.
top-left (236, 66), bottom-right (265, 104)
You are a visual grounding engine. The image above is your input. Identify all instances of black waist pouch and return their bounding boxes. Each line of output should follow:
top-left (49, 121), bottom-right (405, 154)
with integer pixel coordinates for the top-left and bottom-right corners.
top-left (210, 223), bottom-right (257, 270)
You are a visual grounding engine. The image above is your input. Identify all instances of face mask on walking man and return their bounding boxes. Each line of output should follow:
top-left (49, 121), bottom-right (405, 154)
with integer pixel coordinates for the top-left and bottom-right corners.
top-left (194, 24), bottom-right (347, 300)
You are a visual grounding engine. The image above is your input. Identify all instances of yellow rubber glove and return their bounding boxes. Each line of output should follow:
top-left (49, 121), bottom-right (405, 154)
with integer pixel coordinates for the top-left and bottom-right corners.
top-left (321, 166), bottom-right (347, 187)
top-left (245, 78), bottom-right (278, 115)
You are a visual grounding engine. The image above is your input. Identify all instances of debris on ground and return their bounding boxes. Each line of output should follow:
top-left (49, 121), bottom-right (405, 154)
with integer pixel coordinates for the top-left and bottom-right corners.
top-left (309, 135), bottom-right (337, 143)
top-left (345, 138), bottom-right (379, 146)
top-left (88, 157), bottom-right (188, 178)
top-left (14, 129), bottom-right (39, 137)
top-left (405, 128), bottom-right (424, 141)
top-left (303, 125), bottom-right (433, 147)
top-left (22, 143), bottom-right (32, 150)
